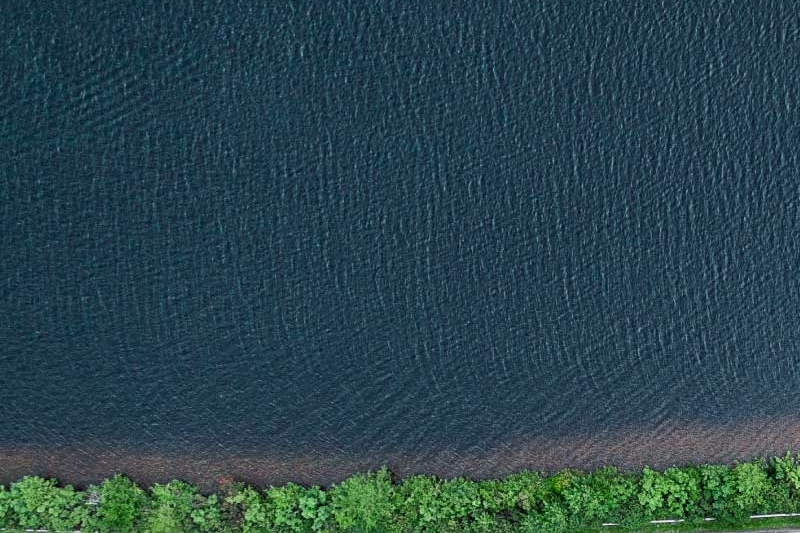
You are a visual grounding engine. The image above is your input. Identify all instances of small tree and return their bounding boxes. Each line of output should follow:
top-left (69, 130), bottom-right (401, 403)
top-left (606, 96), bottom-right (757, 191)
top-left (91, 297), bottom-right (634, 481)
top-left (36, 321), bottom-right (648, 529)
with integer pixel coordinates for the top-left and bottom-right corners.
top-left (265, 482), bottom-right (306, 532)
top-left (731, 461), bottom-right (769, 515)
top-left (190, 493), bottom-right (225, 533)
top-left (87, 474), bottom-right (148, 533)
top-left (298, 485), bottom-right (331, 532)
top-left (145, 480), bottom-right (200, 533)
top-left (7, 476), bottom-right (87, 531)
top-left (397, 474), bottom-right (442, 532)
top-left (770, 452), bottom-right (800, 511)
top-left (225, 484), bottom-right (272, 533)
top-left (638, 466), bottom-right (701, 518)
top-left (330, 467), bottom-right (398, 533)
top-left (501, 470), bottom-right (547, 515)
top-left (562, 466), bottom-right (636, 526)
top-left (0, 485), bottom-right (11, 527)
top-left (697, 464), bottom-right (736, 519)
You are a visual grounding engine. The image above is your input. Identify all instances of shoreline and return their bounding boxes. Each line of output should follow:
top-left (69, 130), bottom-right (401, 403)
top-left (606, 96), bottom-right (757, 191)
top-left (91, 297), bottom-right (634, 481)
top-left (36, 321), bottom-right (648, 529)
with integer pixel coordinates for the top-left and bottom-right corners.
top-left (3, 415), bottom-right (800, 490)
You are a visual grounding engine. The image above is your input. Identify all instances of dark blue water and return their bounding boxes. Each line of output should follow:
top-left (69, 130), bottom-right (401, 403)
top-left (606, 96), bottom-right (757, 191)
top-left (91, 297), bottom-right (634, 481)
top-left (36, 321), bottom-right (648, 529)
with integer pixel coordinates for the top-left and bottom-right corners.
top-left (3, 0), bottom-right (800, 486)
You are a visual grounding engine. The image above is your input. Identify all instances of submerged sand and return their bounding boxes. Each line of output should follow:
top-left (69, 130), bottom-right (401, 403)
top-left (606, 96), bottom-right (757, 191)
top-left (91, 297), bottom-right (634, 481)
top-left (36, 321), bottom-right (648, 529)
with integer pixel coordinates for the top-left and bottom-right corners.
top-left (3, 415), bottom-right (800, 491)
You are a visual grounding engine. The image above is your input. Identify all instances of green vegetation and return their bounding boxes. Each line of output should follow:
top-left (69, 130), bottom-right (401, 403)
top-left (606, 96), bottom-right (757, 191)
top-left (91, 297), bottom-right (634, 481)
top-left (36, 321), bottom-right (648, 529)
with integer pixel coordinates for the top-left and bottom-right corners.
top-left (5, 455), bottom-right (800, 532)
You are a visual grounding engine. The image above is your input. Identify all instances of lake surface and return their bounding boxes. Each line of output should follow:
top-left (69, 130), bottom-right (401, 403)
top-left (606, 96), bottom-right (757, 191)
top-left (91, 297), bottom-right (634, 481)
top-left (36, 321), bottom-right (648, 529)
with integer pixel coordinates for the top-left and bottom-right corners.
top-left (2, 0), bottom-right (800, 488)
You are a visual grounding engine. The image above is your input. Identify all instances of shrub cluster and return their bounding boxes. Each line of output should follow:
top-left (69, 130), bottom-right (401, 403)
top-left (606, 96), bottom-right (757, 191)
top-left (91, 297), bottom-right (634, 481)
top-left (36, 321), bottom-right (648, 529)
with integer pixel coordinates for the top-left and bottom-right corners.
top-left (4, 454), bottom-right (800, 532)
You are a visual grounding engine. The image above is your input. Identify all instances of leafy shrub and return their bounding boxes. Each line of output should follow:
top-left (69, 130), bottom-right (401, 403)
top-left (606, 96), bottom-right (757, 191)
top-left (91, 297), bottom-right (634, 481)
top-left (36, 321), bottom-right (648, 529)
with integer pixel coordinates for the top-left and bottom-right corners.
top-left (562, 466), bottom-right (636, 525)
top-left (0, 485), bottom-right (10, 527)
top-left (464, 511), bottom-right (515, 533)
top-left (146, 480), bottom-right (201, 533)
top-left (264, 483), bottom-right (306, 532)
top-left (476, 479), bottom-right (512, 515)
top-left (518, 500), bottom-right (569, 533)
top-left (697, 464), bottom-right (736, 519)
top-left (217, 481), bottom-right (248, 529)
top-left (87, 474), bottom-right (148, 533)
top-left (191, 493), bottom-right (225, 533)
top-left (638, 466), bottom-right (702, 518)
top-left (398, 475), bottom-right (492, 531)
top-left (225, 485), bottom-right (271, 533)
top-left (6, 476), bottom-right (87, 531)
top-left (436, 477), bottom-right (483, 523)
top-left (730, 460), bottom-right (770, 515)
top-left (500, 470), bottom-right (547, 514)
top-left (546, 469), bottom-right (580, 497)
top-left (397, 474), bottom-right (442, 532)
top-left (773, 452), bottom-right (800, 493)
top-left (297, 485), bottom-right (332, 532)
top-left (767, 453), bottom-right (800, 512)
top-left (263, 482), bottom-right (332, 532)
top-left (329, 467), bottom-right (398, 533)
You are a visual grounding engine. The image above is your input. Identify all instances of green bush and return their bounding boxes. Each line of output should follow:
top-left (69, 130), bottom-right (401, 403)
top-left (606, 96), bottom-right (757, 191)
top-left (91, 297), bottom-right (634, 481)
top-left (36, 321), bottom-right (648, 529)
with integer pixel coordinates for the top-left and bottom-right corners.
top-left (518, 500), bottom-right (569, 533)
top-left (638, 466), bottom-right (702, 518)
top-left (217, 481), bottom-right (248, 530)
top-left (769, 452), bottom-right (800, 511)
top-left (262, 482), bottom-right (331, 532)
top-left (499, 470), bottom-right (547, 514)
top-left (225, 484), bottom-right (271, 533)
top-left (397, 475), bottom-right (498, 531)
top-left (329, 467), bottom-right (398, 533)
top-left (87, 474), bottom-right (148, 533)
top-left (545, 469), bottom-right (580, 498)
top-left (5, 476), bottom-right (87, 531)
top-left (436, 477), bottom-right (483, 523)
top-left (145, 480), bottom-right (203, 533)
top-left (297, 485), bottom-right (332, 532)
top-left (562, 466), bottom-right (636, 525)
top-left (191, 493), bottom-right (225, 533)
top-left (0, 485), bottom-right (11, 526)
top-left (397, 474), bottom-right (442, 532)
top-left (730, 460), bottom-right (770, 515)
top-left (697, 464), bottom-right (736, 518)
top-left (263, 483), bottom-right (306, 532)
top-left (773, 452), bottom-right (800, 492)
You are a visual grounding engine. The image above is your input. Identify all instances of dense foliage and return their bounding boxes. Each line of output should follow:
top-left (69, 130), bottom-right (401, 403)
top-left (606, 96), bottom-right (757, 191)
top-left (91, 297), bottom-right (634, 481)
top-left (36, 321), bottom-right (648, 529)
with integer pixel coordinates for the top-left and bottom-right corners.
top-left (4, 455), bottom-right (800, 532)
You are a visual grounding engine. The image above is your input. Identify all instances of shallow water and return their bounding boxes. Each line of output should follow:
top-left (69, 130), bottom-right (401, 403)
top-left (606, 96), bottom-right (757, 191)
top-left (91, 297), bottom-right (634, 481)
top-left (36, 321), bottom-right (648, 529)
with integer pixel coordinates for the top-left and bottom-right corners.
top-left (2, 0), bottom-right (800, 487)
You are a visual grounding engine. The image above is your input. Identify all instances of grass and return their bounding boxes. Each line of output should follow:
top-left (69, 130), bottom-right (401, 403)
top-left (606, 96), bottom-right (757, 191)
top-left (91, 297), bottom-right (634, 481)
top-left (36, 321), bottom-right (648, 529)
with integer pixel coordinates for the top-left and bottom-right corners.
top-left (598, 517), bottom-right (800, 533)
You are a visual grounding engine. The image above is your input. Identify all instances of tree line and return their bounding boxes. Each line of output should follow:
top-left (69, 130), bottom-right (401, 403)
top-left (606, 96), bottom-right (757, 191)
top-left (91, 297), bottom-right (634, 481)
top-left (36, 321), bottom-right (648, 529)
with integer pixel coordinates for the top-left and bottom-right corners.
top-left (5, 453), bottom-right (800, 532)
